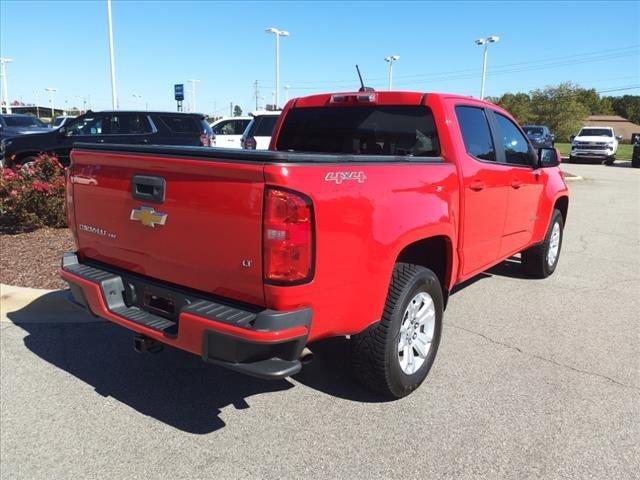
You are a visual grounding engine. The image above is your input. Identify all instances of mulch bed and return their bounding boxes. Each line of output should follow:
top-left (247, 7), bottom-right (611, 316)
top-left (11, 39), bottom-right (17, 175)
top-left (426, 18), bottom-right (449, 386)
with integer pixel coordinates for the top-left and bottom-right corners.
top-left (1, 228), bottom-right (74, 290)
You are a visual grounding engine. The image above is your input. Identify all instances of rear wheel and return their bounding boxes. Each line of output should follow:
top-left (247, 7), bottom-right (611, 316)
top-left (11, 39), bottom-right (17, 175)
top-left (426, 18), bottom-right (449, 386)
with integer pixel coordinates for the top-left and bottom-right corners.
top-left (351, 263), bottom-right (443, 398)
top-left (521, 209), bottom-right (564, 278)
top-left (603, 156), bottom-right (615, 166)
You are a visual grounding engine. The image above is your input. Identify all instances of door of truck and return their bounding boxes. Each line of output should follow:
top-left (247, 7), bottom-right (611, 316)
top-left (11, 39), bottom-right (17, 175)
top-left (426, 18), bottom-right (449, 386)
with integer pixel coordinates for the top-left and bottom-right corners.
top-left (488, 111), bottom-right (544, 256)
top-left (454, 105), bottom-right (510, 278)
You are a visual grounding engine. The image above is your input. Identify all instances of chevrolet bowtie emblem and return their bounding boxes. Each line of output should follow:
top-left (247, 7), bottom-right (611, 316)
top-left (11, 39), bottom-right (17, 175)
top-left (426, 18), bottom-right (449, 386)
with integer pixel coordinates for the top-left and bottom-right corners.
top-left (130, 206), bottom-right (167, 228)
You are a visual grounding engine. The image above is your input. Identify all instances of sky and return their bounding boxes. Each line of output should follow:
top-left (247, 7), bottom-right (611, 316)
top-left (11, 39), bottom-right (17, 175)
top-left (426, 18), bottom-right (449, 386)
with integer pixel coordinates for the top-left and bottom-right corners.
top-left (1, 0), bottom-right (639, 116)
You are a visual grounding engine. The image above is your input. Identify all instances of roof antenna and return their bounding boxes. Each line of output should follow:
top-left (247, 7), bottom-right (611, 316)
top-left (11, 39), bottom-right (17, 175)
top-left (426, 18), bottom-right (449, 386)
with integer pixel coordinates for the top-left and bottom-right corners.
top-left (356, 65), bottom-right (375, 92)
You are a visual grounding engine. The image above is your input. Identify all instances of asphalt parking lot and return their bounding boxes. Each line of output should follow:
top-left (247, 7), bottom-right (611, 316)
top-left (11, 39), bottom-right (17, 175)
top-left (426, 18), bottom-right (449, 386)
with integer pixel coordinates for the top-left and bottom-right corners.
top-left (1, 161), bottom-right (638, 480)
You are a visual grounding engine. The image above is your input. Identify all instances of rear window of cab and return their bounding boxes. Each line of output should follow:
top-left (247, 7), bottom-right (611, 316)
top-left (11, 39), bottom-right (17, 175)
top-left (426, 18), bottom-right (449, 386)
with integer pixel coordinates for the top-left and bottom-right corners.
top-left (276, 105), bottom-right (440, 157)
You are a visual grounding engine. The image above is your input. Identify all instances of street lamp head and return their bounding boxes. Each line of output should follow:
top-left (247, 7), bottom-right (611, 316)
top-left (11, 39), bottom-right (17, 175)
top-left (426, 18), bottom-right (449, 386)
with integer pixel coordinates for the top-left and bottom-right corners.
top-left (385, 55), bottom-right (400, 62)
top-left (475, 38), bottom-right (487, 45)
top-left (488, 35), bottom-right (500, 43)
top-left (266, 27), bottom-right (289, 36)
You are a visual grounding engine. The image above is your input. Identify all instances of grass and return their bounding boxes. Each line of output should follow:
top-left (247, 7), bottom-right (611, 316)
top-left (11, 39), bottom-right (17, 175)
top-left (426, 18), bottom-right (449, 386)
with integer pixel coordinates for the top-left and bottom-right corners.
top-left (555, 143), bottom-right (633, 159)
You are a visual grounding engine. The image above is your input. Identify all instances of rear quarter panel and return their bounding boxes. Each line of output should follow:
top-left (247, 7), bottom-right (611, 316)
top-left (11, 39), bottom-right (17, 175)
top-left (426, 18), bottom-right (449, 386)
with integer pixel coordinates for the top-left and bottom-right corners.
top-left (264, 161), bottom-right (458, 341)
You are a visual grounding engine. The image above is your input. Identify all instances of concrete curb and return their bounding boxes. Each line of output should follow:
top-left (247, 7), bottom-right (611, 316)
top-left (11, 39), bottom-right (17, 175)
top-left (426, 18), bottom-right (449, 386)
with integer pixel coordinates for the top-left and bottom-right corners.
top-left (0, 283), bottom-right (104, 324)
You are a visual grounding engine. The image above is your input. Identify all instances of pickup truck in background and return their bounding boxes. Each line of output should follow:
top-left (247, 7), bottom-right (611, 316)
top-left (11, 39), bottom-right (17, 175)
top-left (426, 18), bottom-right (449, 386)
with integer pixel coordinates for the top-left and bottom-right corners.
top-left (569, 126), bottom-right (622, 165)
top-left (60, 91), bottom-right (569, 398)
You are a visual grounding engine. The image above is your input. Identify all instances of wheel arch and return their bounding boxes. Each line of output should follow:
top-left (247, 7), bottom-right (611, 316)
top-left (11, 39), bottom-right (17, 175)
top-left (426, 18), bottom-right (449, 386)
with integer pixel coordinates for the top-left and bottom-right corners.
top-left (395, 235), bottom-right (454, 307)
top-left (554, 195), bottom-right (569, 225)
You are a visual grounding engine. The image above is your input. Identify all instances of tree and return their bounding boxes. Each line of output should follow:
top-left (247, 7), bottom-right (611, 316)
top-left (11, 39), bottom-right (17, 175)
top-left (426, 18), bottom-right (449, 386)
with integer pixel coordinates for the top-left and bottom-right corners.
top-left (233, 105), bottom-right (243, 117)
top-left (491, 92), bottom-right (533, 124)
top-left (610, 95), bottom-right (640, 124)
top-left (574, 87), bottom-right (614, 115)
top-left (530, 83), bottom-right (590, 142)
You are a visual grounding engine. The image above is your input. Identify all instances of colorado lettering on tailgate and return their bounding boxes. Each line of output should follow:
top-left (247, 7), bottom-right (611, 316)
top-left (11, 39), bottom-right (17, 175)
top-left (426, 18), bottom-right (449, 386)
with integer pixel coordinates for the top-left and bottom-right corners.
top-left (61, 91), bottom-right (569, 399)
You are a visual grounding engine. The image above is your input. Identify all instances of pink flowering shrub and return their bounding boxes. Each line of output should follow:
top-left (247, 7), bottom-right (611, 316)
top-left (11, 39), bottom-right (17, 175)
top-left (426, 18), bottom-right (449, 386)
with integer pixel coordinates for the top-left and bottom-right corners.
top-left (0, 154), bottom-right (66, 229)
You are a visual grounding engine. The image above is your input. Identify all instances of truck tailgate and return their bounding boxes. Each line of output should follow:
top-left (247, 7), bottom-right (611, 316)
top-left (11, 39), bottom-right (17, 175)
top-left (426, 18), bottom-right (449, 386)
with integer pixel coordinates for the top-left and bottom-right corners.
top-left (69, 148), bottom-right (266, 306)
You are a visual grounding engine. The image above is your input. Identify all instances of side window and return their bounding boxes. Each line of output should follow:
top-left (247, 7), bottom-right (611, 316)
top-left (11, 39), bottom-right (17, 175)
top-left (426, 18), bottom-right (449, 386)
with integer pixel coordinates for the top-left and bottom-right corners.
top-left (67, 116), bottom-right (107, 136)
top-left (234, 120), bottom-right (249, 135)
top-left (455, 106), bottom-right (496, 162)
top-left (110, 114), bottom-right (152, 135)
top-left (494, 113), bottom-right (534, 166)
top-left (161, 115), bottom-right (199, 134)
top-left (214, 121), bottom-right (234, 135)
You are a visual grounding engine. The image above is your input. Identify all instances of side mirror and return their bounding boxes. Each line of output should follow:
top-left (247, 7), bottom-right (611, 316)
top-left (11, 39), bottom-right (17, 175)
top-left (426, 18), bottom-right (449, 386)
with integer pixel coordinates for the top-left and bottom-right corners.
top-left (538, 147), bottom-right (560, 168)
top-left (550, 134), bottom-right (555, 141)
top-left (569, 134), bottom-right (576, 141)
top-left (615, 135), bottom-right (623, 141)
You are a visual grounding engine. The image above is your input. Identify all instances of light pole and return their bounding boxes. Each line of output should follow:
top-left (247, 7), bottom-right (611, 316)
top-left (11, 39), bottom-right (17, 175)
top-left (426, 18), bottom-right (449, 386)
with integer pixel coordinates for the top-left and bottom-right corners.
top-left (475, 35), bottom-right (500, 100)
top-left (265, 27), bottom-right (289, 109)
top-left (132, 93), bottom-right (143, 109)
top-left (284, 85), bottom-right (290, 103)
top-left (75, 95), bottom-right (84, 114)
top-left (106, 0), bottom-right (118, 109)
top-left (0, 57), bottom-right (13, 114)
top-left (45, 87), bottom-right (57, 119)
top-left (384, 55), bottom-right (400, 91)
top-left (187, 79), bottom-right (200, 112)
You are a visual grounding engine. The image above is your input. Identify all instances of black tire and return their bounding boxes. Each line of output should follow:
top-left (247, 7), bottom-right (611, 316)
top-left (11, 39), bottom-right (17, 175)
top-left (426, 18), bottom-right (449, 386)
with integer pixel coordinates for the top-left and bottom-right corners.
top-left (521, 209), bottom-right (564, 278)
top-left (632, 156), bottom-right (640, 168)
top-left (603, 156), bottom-right (615, 166)
top-left (567, 156), bottom-right (575, 164)
top-left (351, 263), bottom-right (443, 398)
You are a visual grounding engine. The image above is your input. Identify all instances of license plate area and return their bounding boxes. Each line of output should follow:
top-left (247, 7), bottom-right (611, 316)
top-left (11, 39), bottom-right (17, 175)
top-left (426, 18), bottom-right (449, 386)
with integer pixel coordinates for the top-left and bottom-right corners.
top-left (143, 291), bottom-right (176, 319)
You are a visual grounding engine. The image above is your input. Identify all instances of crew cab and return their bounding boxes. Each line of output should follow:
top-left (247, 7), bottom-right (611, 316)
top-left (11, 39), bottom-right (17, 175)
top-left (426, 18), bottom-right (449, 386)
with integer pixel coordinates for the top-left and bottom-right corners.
top-left (60, 91), bottom-right (569, 398)
top-left (1, 110), bottom-right (213, 167)
top-left (569, 126), bottom-right (622, 165)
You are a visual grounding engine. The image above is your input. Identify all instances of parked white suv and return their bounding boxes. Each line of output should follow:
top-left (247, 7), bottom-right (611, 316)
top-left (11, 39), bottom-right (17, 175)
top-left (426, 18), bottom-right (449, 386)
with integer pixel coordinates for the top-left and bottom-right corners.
top-left (569, 126), bottom-right (623, 165)
top-left (210, 117), bottom-right (251, 149)
top-left (240, 111), bottom-right (281, 150)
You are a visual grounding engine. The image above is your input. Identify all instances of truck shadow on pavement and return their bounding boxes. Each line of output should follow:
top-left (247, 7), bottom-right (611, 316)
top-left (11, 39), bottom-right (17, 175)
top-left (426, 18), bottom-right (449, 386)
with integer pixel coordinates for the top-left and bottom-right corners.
top-left (8, 293), bottom-right (387, 434)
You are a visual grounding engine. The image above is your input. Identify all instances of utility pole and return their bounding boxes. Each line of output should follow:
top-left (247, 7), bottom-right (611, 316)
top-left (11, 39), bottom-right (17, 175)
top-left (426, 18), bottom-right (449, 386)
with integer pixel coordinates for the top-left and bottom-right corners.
top-left (230, 102), bottom-right (233, 116)
top-left (0, 57), bottom-right (13, 114)
top-left (45, 87), bottom-right (57, 119)
top-left (106, 0), bottom-right (118, 109)
top-left (188, 79), bottom-right (200, 112)
top-left (254, 80), bottom-right (260, 110)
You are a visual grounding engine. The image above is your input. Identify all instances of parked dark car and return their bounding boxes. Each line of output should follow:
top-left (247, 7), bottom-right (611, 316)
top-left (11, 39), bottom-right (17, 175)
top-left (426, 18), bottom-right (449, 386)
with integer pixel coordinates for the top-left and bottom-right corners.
top-left (632, 136), bottom-right (639, 169)
top-left (0, 110), bottom-right (214, 167)
top-left (0, 114), bottom-right (51, 140)
top-left (523, 125), bottom-right (555, 149)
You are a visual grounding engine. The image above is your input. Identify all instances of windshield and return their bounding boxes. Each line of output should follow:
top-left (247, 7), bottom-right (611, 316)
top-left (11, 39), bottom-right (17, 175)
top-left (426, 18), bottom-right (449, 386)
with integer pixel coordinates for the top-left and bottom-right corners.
top-left (276, 105), bottom-right (440, 157)
top-left (579, 128), bottom-right (612, 137)
top-left (54, 117), bottom-right (66, 127)
top-left (524, 127), bottom-right (543, 136)
top-left (3, 116), bottom-right (47, 128)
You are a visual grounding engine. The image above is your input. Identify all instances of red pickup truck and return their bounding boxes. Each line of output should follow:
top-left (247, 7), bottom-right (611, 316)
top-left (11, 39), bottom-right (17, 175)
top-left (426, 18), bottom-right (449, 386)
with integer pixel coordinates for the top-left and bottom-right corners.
top-left (60, 91), bottom-right (569, 398)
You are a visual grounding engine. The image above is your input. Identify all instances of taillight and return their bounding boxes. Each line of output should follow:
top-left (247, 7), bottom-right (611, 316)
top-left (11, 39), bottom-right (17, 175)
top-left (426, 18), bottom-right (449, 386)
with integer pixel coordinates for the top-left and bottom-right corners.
top-left (244, 136), bottom-right (257, 150)
top-left (200, 133), bottom-right (213, 147)
top-left (263, 187), bottom-right (314, 285)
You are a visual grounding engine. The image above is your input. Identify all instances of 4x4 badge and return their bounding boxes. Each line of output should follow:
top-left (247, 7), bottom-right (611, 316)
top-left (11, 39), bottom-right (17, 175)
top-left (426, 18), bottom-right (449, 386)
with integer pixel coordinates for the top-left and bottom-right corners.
top-left (130, 206), bottom-right (167, 228)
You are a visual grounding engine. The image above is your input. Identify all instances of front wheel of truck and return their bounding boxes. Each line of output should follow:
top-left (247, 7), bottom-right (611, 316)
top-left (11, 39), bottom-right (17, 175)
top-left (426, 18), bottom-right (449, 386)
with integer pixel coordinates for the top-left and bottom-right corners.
top-left (521, 209), bottom-right (564, 278)
top-left (351, 263), bottom-right (443, 399)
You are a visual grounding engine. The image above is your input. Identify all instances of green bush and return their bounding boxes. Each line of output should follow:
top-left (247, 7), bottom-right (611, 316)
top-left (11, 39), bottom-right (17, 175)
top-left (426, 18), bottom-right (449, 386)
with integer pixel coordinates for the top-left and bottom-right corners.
top-left (0, 153), bottom-right (67, 230)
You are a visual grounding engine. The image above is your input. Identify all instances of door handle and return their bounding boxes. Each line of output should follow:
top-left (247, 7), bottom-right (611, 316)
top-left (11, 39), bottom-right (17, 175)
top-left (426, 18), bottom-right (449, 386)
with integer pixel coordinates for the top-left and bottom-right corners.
top-left (132, 175), bottom-right (166, 203)
top-left (511, 181), bottom-right (523, 189)
top-left (98, 138), bottom-right (105, 143)
top-left (469, 180), bottom-right (485, 191)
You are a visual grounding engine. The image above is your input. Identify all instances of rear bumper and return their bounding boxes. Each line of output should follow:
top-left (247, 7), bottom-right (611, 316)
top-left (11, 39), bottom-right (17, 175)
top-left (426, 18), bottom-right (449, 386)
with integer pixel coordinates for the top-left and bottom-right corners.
top-left (60, 252), bottom-right (311, 379)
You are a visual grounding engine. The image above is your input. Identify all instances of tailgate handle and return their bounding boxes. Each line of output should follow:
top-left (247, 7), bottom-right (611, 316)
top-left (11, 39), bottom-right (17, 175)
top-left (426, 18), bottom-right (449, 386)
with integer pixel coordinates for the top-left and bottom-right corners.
top-left (132, 175), bottom-right (166, 203)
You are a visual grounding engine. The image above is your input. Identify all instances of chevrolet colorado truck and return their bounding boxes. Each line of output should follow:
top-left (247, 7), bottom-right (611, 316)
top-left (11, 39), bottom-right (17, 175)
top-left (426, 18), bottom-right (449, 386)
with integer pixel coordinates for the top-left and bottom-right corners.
top-left (60, 91), bottom-right (569, 398)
